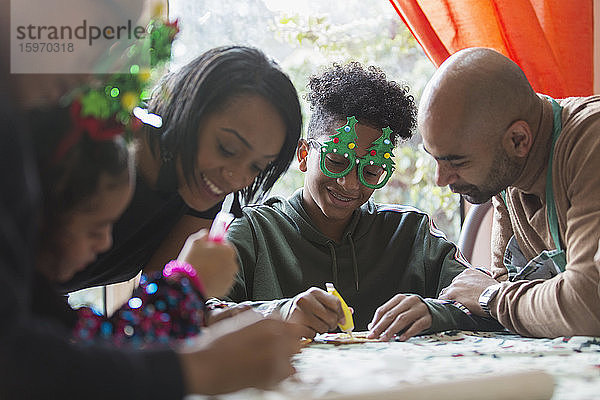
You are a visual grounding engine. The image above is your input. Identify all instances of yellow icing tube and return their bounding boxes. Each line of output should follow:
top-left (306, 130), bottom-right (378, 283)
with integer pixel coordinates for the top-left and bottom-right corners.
top-left (326, 282), bottom-right (354, 334)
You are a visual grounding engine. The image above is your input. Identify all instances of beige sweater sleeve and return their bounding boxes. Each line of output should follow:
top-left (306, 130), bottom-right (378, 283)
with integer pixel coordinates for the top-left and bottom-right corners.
top-left (492, 114), bottom-right (600, 338)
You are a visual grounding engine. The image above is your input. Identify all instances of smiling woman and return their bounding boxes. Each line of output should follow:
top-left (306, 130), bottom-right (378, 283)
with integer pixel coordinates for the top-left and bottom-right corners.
top-left (61, 45), bottom-right (302, 293)
top-left (174, 94), bottom-right (286, 212)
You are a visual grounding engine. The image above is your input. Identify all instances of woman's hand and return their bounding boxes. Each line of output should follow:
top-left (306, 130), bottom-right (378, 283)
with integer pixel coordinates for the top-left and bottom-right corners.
top-left (177, 229), bottom-right (239, 298)
top-left (205, 304), bottom-right (252, 326)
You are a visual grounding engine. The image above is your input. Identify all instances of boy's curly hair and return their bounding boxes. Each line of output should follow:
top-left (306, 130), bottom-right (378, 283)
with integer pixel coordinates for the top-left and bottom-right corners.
top-left (306, 62), bottom-right (416, 145)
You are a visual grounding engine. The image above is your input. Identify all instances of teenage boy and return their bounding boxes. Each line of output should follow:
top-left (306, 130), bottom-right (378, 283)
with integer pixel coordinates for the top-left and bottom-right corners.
top-left (223, 63), bottom-right (500, 340)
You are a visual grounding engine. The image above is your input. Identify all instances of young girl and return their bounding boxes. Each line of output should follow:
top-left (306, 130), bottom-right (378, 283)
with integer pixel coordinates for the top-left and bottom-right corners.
top-left (62, 46), bottom-right (303, 292)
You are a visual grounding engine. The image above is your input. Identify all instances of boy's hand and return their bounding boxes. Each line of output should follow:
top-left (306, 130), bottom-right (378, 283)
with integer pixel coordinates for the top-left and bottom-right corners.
top-left (367, 294), bottom-right (431, 341)
top-left (286, 287), bottom-right (345, 339)
top-left (178, 229), bottom-right (239, 298)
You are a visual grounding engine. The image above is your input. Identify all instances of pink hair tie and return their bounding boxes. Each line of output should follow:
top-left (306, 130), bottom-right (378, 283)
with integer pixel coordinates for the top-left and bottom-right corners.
top-left (163, 260), bottom-right (206, 295)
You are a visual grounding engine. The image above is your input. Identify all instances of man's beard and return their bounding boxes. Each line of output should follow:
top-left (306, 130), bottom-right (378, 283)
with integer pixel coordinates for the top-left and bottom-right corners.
top-left (451, 149), bottom-right (523, 204)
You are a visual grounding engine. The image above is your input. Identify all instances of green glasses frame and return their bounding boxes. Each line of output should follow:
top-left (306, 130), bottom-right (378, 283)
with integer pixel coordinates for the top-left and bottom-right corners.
top-left (310, 116), bottom-right (395, 189)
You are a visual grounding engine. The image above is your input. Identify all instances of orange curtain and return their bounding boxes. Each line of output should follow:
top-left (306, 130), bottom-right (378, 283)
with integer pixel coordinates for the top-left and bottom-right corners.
top-left (389, 0), bottom-right (593, 97)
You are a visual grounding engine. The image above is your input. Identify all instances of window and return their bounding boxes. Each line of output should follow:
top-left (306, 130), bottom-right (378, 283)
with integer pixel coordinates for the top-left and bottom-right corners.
top-left (171, 0), bottom-right (460, 240)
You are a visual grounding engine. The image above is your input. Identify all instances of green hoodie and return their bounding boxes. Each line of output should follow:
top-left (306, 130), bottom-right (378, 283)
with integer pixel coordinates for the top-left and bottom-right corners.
top-left (225, 189), bottom-right (501, 333)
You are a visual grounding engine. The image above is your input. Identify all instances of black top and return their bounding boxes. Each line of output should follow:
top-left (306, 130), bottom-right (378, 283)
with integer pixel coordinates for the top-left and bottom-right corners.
top-left (62, 172), bottom-right (221, 292)
top-left (32, 271), bottom-right (79, 329)
top-left (0, 96), bottom-right (184, 399)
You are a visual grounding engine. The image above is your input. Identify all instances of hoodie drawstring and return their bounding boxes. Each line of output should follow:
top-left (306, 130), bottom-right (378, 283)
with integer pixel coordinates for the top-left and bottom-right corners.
top-left (327, 234), bottom-right (360, 292)
top-left (327, 241), bottom-right (338, 286)
top-left (348, 232), bottom-right (359, 292)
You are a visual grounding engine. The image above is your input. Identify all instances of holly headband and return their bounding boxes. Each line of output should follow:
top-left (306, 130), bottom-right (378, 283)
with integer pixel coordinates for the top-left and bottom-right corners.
top-left (317, 116), bottom-right (395, 189)
top-left (52, 17), bottom-right (179, 164)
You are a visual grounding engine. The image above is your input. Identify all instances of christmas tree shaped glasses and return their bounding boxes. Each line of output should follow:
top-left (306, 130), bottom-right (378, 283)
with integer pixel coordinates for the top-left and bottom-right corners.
top-left (314, 116), bottom-right (395, 189)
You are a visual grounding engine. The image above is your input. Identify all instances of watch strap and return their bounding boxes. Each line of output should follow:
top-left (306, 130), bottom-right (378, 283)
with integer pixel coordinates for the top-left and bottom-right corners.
top-left (479, 283), bottom-right (502, 317)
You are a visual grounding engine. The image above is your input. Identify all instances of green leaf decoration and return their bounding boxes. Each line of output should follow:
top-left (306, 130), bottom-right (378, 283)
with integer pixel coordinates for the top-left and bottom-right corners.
top-left (69, 18), bottom-right (179, 141)
top-left (80, 91), bottom-right (112, 119)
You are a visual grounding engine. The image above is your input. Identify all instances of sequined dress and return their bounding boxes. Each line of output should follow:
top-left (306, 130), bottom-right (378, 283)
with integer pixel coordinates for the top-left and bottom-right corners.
top-left (73, 271), bottom-right (206, 347)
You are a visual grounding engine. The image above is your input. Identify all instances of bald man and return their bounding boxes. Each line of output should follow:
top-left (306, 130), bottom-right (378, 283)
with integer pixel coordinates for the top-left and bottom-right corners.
top-left (418, 47), bottom-right (600, 338)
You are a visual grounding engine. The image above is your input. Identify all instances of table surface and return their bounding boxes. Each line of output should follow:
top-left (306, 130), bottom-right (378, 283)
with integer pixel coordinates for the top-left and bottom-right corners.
top-left (190, 330), bottom-right (600, 400)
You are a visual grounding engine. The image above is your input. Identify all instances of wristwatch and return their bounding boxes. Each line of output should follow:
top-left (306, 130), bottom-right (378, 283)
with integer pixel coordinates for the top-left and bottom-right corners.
top-left (478, 283), bottom-right (502, 317)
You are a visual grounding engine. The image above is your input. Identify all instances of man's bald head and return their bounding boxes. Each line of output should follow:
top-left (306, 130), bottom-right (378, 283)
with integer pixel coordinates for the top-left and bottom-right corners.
top-left (418, 48), bottom-right (539, 203)
top-left (418, 47), bottom-right (538, 143)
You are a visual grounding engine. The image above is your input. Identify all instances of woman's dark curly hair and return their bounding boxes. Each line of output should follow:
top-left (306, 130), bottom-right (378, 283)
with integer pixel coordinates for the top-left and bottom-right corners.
top-left (306, 62), bottom-right (416, 145)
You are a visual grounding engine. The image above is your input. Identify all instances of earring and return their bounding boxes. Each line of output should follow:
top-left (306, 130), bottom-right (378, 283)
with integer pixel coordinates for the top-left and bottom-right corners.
top-left (300, 149), bottom-right (308, 158)
top-left (227, 170), bottom-right (233, 177)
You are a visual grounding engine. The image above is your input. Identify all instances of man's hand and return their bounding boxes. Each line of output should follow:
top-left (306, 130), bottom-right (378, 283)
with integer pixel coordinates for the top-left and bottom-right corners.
top-left (367, 294), bottom-right (431, 341)
top-left (286, 287), bottom-right (345, 339)
top-left (438, 268), bottom-right (499, 316)
top-left (177, 229), bottom-right (239, 298)
top-left (179, 311), bottom-right (304, 395)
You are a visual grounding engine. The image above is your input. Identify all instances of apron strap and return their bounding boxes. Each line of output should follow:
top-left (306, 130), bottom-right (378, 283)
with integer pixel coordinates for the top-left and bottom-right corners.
top-left (544, 96), bottom-right (564, 254)
top-left (501, 96), bottom-right (566, 273)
